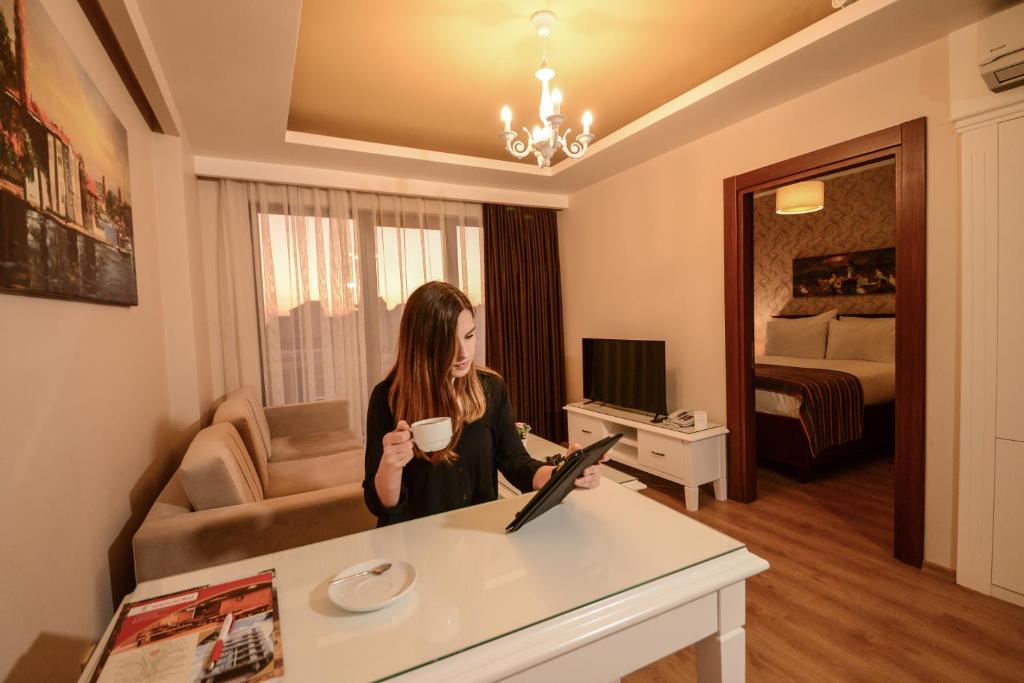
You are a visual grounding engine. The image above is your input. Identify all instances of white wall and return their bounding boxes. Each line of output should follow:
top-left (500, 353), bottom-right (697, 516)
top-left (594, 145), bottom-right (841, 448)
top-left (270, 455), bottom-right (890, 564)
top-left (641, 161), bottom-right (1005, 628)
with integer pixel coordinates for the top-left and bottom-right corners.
top-left (558, 38), bottom-right (960, 568)
top-left (154, 134), bottom-right (213, 423)
top-left (0, 1), bottom-right (207, 679)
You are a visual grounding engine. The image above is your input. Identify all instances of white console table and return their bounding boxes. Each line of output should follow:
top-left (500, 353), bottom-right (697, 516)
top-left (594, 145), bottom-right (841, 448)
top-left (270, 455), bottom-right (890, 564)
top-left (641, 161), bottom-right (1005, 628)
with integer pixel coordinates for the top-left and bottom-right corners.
top-left (565, 403), bottom-right (729, 511)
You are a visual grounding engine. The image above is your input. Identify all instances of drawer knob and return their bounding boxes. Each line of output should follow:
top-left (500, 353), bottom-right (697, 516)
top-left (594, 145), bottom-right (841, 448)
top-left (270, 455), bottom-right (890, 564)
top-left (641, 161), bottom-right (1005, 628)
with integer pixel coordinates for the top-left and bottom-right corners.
top-left (581, 428), bottom-right (592, 434)
top-left (650, 450), bottom-right (666, 457)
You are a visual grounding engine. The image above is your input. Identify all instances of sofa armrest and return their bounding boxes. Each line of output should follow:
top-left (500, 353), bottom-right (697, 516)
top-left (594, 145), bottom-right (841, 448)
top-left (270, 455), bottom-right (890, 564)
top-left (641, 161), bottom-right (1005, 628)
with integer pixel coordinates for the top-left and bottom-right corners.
top-left (264, 400), bottom-right (349, 438)
top-left (133, 482), bottom-right (375, 582)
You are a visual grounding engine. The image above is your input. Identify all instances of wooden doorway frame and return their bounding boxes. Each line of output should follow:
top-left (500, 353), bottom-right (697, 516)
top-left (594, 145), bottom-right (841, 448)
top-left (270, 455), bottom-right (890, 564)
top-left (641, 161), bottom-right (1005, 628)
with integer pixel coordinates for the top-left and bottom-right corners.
top-left (723, 118), bottom-right (926, 567)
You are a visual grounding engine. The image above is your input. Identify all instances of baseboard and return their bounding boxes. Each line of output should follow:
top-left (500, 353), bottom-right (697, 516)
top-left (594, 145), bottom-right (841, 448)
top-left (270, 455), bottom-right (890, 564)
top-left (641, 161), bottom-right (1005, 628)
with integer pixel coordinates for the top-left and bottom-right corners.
top-left (922, 561), bottom-right (956, 582)
top-left (991, 585), bottom-right (1024, 608)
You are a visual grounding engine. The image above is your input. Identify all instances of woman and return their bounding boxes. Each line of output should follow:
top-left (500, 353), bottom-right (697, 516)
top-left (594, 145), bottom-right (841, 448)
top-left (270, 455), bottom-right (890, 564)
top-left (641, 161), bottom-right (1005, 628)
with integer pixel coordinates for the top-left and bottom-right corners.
top-left (363, 281), bottom-right (604, 526)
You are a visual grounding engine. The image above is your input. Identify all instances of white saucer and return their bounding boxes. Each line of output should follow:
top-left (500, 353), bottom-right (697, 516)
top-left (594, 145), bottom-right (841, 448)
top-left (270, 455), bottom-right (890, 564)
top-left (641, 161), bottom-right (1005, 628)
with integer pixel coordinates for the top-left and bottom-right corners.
top-left (328, 558), bottom-right (416, 612)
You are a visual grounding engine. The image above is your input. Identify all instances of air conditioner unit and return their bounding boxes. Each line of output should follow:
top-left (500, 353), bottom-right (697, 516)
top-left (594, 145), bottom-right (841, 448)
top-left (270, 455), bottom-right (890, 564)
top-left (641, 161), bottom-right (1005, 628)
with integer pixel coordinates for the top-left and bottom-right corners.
top-left (978, 3), bottom-right (1024, 93)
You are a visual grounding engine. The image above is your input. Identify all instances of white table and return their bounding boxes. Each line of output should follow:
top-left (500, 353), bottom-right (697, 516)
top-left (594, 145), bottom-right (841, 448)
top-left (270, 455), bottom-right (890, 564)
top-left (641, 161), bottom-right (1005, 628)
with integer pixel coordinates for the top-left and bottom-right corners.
top-left (81, 483), bottom-right (767, 682)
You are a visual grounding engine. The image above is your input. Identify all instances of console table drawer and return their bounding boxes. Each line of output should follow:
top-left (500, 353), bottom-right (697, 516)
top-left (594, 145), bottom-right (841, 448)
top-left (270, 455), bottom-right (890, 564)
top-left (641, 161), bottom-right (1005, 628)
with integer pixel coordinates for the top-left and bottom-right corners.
top-left (638, 432), bottom-right (685, 477)
top-left (568, 412), bottom-right (607, 446)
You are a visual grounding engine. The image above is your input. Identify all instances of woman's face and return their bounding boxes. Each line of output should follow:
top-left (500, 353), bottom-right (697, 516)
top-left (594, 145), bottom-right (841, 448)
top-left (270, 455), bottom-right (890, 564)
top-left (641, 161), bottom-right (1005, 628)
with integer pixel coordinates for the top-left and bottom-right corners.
top-left (450, 309), bottom-right (476, 378)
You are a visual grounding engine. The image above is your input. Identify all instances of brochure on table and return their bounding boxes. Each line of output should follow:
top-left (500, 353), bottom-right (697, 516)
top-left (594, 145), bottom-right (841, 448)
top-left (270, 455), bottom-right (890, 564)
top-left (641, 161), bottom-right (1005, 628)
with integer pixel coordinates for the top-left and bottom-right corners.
top-left (91, 570), bottom-right (283, 683)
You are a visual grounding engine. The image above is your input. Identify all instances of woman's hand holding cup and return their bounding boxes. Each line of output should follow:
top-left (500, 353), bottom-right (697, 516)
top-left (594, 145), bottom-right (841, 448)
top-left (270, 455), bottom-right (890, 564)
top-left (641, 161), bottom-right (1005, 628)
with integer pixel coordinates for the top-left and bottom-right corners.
top-left (381, 420), bottom-right (415, 471)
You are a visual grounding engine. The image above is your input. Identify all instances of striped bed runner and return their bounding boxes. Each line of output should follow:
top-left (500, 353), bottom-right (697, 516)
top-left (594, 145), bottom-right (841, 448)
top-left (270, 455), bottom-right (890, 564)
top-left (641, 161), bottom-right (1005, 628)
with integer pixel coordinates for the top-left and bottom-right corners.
top-left (754, 364), bottom-right (865, 456)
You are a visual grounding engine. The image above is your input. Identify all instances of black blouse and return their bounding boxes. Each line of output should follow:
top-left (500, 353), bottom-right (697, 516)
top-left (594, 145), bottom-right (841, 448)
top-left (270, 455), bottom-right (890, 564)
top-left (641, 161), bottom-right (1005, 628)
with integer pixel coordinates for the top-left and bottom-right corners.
top-left (362, 372), bottom-right (544, 526)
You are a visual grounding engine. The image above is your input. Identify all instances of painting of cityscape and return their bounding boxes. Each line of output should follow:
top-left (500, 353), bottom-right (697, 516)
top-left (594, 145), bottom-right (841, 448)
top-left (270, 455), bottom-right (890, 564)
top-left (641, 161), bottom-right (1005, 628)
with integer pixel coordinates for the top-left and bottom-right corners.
top-left (0, 0), bottom-right (135, 305)
top-left (793, 247), bottom-right (896, 298)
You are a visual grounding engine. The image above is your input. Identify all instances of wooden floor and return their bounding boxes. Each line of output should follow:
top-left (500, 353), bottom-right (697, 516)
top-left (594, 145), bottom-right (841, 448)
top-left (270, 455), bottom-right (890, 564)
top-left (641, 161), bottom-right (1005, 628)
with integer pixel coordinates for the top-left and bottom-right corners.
top-left (613, 457), bottom-right (1024, 682)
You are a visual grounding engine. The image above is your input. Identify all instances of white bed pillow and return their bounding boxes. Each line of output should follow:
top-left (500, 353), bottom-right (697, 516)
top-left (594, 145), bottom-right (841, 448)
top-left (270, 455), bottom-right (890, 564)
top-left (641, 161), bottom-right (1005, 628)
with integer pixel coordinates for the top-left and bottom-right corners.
top-left (763, 310), bottom-right (838, 359)
top-left (826, 317), bottom-right (896, 363)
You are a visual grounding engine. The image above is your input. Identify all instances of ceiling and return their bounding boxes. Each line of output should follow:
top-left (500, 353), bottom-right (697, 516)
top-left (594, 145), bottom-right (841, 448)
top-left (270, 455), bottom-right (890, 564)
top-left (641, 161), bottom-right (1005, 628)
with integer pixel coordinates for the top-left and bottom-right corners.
top-left (130, 0), bottom-right (1012, 202)
top-left (288, 1), bottom-right (833, 160)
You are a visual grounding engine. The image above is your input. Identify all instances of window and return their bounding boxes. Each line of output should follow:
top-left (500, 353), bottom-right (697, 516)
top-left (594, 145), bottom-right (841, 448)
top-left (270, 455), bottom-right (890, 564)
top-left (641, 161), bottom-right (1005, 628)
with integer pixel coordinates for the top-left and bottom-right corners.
top-left (251, 192), bottom-right (484, 422)
top-left (366, 220), bottom-right (485, 378)
top-left (255, 213), bottom-right (362, 405)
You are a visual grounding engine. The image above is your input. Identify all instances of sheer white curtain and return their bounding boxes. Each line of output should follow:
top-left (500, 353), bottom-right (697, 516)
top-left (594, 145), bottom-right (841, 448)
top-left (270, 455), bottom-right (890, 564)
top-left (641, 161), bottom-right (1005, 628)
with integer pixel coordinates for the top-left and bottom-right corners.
top-left (212, 179), bottom-right (484, 437)
top-left (248, 184), bottom-right (367, 430)
top-left (352, 193), bottom-right (485, 383)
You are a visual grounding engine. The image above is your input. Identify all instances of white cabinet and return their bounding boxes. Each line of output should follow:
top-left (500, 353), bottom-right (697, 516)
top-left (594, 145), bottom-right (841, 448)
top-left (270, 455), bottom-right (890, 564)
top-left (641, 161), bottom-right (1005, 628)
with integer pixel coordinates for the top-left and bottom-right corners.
top-left (996, 116), bottom-right (1024, 442)
top-left (956, 103), bottom-right (1024, 606)
top-left (566, 403), bottom-right (728, 511)
top-left (638, 430), bottom-right (686, 477)
top-left (568, 412), bottom-right (607, 448)
top-left (993, 439), bottom-right (1024, 599)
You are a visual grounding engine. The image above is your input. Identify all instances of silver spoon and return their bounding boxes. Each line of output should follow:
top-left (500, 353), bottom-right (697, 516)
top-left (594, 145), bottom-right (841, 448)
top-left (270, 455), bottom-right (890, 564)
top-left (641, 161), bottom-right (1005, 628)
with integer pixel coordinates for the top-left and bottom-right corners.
top-left (329, 562), bottom-right (391, 585)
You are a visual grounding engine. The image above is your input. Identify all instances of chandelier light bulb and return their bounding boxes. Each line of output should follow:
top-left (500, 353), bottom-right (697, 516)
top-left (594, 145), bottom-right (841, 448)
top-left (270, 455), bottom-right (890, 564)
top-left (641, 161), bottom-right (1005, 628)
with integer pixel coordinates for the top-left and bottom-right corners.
top-left (539, 80), bottom-right (553, 121)
top-left (501, 105), bottom-right (512, 132)
top-left (532, 125), bottom-right (543, 142)
top-left (552, 88), bottom-right (562, 115)
top-left (582, 110), bottom-right (593, 135)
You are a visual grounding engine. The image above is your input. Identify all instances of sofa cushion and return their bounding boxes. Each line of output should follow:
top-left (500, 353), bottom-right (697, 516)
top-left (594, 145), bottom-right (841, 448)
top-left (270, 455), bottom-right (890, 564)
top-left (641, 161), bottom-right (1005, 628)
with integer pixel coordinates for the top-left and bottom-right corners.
top-left (264, 400), bottom-right (352, 440)
top-left (265, 449), bottom-right (365, 499)
top-left (238, 386), bottom-right (273, 455)
top-left (180, 423), bottom-right (264, 510)
top-left (270, 428), bottom-right (363, 462)
top-left (214, 392), bottom-right (273, 490)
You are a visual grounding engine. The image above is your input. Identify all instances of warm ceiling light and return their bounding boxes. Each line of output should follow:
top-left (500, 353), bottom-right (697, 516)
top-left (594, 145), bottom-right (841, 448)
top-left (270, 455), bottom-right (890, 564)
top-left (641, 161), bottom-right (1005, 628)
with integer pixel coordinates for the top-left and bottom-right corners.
top-left (498, 10), bottom-right (595, 168)
top-left (776, 181), bottom-right (825, 214)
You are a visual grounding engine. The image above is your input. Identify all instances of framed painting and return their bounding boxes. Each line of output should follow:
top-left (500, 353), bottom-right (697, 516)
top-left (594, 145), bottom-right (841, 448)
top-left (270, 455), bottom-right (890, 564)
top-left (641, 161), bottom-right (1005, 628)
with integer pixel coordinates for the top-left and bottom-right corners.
top-left (793, 247), bottom-right (895, 298)
top-left (0, 0), bottom-right (136, 306)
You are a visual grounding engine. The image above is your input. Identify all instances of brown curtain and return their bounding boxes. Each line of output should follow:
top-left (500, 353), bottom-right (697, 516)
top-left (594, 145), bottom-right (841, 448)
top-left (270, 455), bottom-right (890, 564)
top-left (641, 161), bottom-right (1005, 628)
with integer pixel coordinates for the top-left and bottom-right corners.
top-left (483, 204), bottom-right (567, 443)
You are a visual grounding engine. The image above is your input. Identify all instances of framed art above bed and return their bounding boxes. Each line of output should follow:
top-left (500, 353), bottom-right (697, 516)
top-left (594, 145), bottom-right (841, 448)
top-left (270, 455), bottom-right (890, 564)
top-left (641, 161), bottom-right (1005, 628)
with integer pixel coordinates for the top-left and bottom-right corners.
top-left (793, 247), bottom-right (896, 298)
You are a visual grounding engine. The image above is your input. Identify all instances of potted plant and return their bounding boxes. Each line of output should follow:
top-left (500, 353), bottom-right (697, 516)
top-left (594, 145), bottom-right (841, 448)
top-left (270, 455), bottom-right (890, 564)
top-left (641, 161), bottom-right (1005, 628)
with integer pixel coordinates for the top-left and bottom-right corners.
top-left (515, 422), bottom-right (531, 446)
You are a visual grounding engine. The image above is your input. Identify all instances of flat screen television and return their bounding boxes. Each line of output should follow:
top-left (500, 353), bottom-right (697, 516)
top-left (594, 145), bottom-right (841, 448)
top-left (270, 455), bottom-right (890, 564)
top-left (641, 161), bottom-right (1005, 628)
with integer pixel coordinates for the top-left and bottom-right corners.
top-left (582, 338), bottom-right (667, 416)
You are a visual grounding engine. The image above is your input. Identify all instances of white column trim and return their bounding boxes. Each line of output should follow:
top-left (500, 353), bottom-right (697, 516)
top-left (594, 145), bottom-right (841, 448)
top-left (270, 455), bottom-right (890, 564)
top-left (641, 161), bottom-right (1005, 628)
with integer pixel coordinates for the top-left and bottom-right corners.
top-left (955, 124), bottom-right (1001, 594)
top-left (953, 100), bottom-right (1024, 134)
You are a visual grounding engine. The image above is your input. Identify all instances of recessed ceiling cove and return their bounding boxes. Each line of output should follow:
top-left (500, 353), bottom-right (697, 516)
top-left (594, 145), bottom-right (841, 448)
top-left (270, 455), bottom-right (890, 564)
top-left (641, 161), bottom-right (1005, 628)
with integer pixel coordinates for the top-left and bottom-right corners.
top-left (287, 1), bottom-right (833, 161)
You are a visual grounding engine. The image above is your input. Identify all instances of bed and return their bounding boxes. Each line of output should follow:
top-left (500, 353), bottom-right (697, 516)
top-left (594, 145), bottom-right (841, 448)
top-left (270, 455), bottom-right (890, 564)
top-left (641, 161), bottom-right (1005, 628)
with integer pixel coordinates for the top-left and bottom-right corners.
top-left (754, 314), bottom-right (896, 481)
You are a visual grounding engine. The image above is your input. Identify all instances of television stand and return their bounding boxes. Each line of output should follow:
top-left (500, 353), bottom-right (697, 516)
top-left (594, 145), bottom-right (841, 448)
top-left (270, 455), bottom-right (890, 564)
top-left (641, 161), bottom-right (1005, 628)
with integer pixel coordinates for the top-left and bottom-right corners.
top-left (564, 402), bottom-right (729, 511)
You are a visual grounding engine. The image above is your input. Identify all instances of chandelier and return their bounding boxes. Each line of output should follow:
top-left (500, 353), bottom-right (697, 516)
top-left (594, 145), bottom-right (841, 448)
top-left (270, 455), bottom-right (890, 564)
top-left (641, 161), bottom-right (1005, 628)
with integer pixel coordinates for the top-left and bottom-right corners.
top-left (499, 10), bottom-right (594, 168)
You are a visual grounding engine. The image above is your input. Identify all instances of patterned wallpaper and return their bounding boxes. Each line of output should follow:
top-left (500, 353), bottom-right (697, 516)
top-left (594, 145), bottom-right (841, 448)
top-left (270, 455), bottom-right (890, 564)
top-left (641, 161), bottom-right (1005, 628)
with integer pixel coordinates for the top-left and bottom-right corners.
top-left (753, 163), bottom-right (896, 354)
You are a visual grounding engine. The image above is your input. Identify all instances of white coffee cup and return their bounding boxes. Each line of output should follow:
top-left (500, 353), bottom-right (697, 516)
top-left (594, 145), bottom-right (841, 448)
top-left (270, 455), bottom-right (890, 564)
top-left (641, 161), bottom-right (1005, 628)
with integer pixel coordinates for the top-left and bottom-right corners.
top-left (410, 417), bottom-right (453, 452)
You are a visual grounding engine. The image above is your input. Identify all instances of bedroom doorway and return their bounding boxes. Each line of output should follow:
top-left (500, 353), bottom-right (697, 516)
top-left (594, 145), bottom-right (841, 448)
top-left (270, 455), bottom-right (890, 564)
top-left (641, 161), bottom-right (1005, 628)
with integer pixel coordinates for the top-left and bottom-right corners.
top-left (723, 119), bottom-right (926, 567)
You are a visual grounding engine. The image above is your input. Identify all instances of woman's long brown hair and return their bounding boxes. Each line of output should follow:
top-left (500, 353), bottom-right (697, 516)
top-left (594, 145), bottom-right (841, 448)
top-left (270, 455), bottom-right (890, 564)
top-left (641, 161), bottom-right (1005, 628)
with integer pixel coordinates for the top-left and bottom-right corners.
top-left (387, 281), bottom-right (491, 464)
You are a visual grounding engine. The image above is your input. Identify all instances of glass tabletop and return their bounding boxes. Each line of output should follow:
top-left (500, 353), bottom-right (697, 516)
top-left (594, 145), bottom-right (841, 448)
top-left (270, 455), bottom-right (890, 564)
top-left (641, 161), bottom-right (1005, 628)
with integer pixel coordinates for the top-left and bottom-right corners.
top-left (120, 482), bottom-right (744, 682)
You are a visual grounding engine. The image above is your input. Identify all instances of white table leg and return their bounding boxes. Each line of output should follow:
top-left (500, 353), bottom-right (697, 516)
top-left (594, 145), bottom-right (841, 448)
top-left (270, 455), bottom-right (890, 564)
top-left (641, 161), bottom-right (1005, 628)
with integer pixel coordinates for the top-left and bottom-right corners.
top-left (695, 580), bottom-right (746, 682)
top-left (713, 478), bottom-right (727, 501)
top-left (695, 626), bottom-right (745, 682)
top-left (684, 486), bottom-right (699, 511)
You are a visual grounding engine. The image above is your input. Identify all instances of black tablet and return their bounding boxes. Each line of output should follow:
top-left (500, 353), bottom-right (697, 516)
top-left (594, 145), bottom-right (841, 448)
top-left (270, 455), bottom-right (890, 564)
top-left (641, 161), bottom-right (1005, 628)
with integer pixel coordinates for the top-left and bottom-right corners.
top-left (506, 433), bottom-right (623, 533)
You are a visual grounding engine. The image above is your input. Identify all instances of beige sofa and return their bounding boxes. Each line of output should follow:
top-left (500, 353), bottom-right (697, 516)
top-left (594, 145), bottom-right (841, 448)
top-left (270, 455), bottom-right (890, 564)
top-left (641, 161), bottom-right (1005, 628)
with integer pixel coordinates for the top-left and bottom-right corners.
top-left (133, 391), bottom-right (374, 582)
